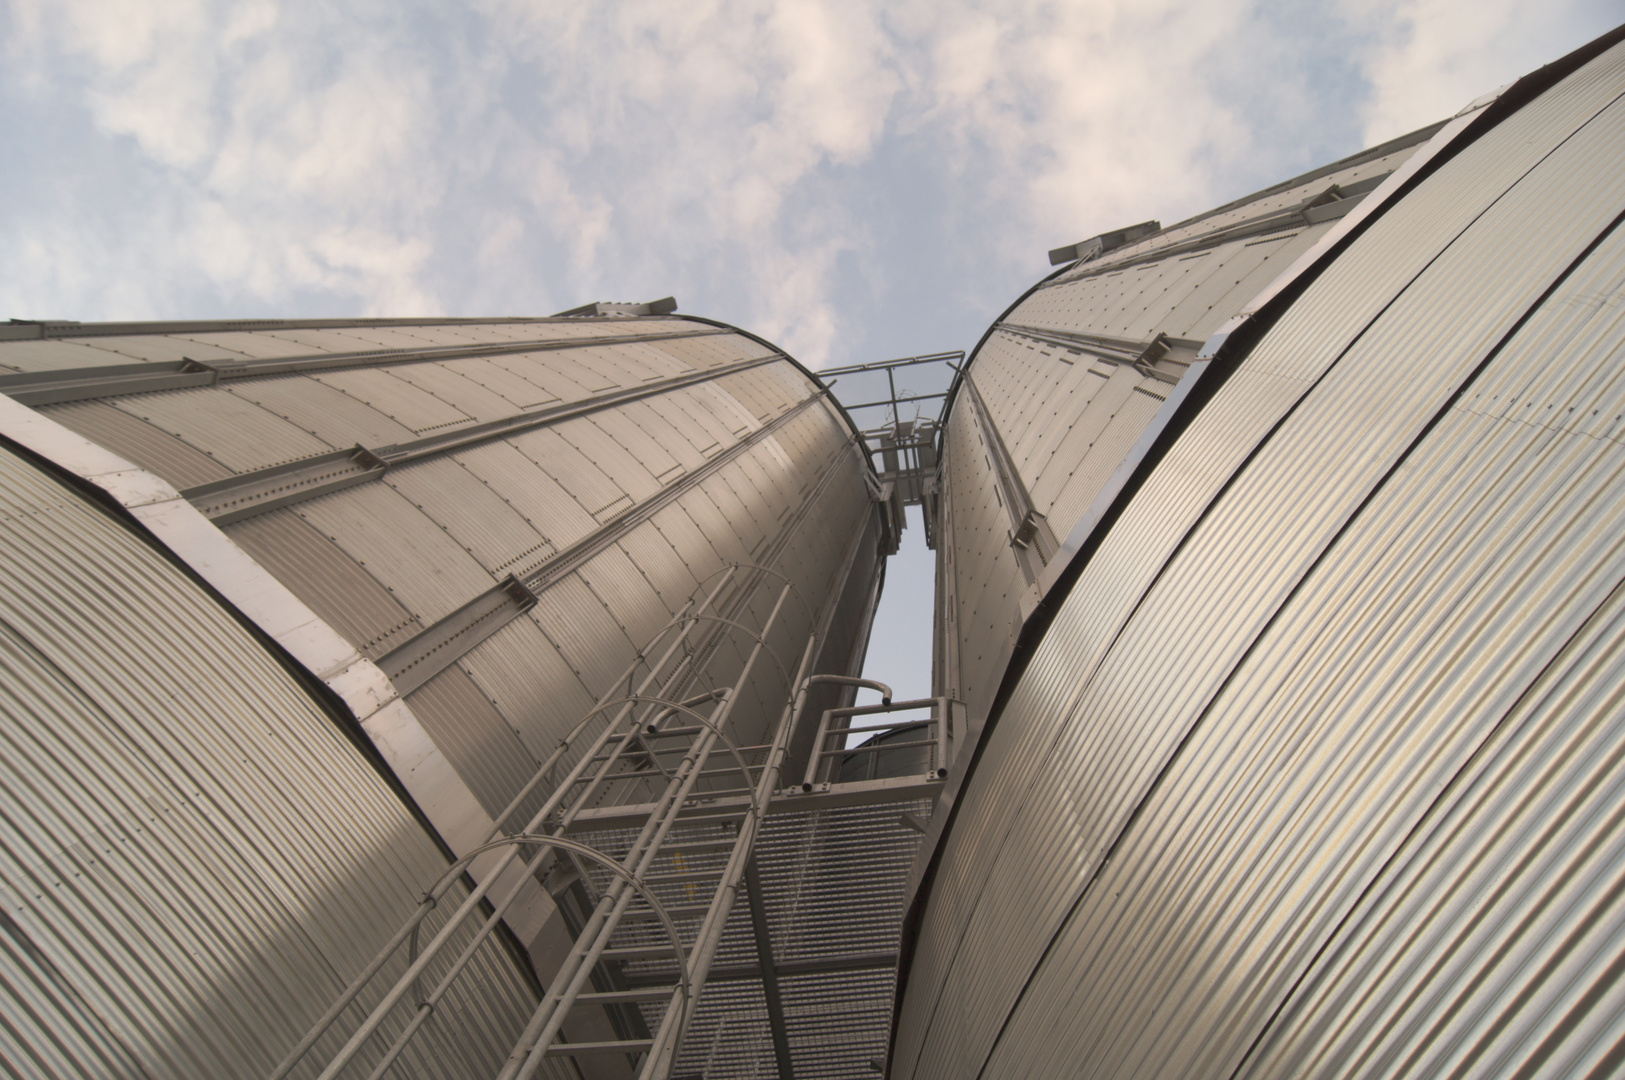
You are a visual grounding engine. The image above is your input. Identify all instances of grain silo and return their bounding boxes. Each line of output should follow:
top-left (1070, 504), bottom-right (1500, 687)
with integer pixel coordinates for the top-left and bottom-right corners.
top-left (897, 24), bottom-right (1625, 1080)
top-left (0, 304), bottom-right (925, 1078)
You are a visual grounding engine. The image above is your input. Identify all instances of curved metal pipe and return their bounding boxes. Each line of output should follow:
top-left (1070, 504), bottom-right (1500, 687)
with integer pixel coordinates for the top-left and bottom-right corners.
top-left (805, 673), bottom-right (893, 705)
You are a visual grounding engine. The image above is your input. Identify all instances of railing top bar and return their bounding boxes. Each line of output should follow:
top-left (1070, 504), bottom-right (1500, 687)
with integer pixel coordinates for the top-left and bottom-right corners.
top-left (818, 350), bottom-right (964, 376)
top-left (825, 696), bottom-right (942, 718)
top-left (831, 718), bottom-right (935, 735)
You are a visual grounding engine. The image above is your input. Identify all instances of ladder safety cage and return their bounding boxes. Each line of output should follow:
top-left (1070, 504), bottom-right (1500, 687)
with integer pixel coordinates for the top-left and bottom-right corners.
top-left (272, 560), bottom-right (835, 1080)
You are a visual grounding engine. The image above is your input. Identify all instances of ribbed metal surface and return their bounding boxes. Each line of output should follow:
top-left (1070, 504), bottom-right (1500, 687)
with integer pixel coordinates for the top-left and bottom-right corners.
top-left (1, 312), bottom-right (879, 1075)
top-left (38, 399), bottom-right (235, 488)
top-left (903, 34), bottom-right (1625, 1080)
top-left (573, 798), bottom-right (931, 1080)
top-left (115, 387), bottom-right (337, 471)
top-left (930, 100), bottom-right (1441, 734)
top-left (1042, 131), bottom-right (1433, 283)
top-left (939, 392), bottom-right (1026, 723)
top-left (0, 442), bottom-right (537, 1078)
top-left (226, 507), bottom-right (424, 658)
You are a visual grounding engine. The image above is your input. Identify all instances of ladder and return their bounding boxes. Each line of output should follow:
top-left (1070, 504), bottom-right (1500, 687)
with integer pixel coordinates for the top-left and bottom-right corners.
top-left (272, 561), bottom-right (855, 1080)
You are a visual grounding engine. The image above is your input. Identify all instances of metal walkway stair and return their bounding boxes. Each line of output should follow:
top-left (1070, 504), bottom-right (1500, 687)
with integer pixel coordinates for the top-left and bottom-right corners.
top-left (272, 560), bottom-right (952, 1080)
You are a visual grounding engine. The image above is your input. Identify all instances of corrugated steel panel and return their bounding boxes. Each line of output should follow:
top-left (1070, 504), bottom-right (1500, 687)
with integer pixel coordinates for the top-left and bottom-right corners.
top-left (642, 383), bottom-right (729, 458)
top-left (169, 331), bottom-right (322, 360)
top-left (485, 351), bottom-right (607, 402)
top-left (1242, 566), bottom-right (1625, 1080)
top-left (604, 400), bottom-right (691, 480)
top-left (576, 542), bottom-right (678, 657)
top-left (583, 341), bottom-right (676, 385)
top-left (616, 530), bottom-right (701, 612)
top-left (111, 388), bottom-right (334, 473)
top-left (693, 476), bottom-right (760, 565)
top-left (528, 577), bottom-right (640, 701)
top-left (52, 334), bottom-right (249, 365)
top-left (900, 38), bottom-right (1625, 1080)
top-left (1045, 139), bottom-right (1427, 283)
top-left (311, 326), bottom-right (446, 351)
top-left (37, 399), bottom-right (235, 488)
top-left (555, 416), bottom-right (663, 508)
top-left (438, 354), bottom-right (561, 408)
top-left (404, 665), bottom-right (540, 819)
top-left (373, 321), bottom-right (559, 346)
top-left (510, 426), bottom-right (635, 523)
top-left (455, 615), bottom-right (598, 762)
top-left (255, 327), bottom-right (399, 353)
top-left (979, 222), bottom-right (1625, 1080)
top-left (938, 398), bottom-right (1025, 721)
top-left (609, 339), bottom-right (693, 380)
top-left (0, 443), bottom-right (534, 1078)
top-left (223, 374), bottom-right (417, 447)
top-left (0, 338), bottom-right (144, 372)
top-left (4, 314), bottom-right (874, 1075)
top-left (1044, 383), bottom-right (1166, 536)
top-left (691, 380), bottom-right (763, 437)
top-left (667, 382), bottom-right (747, 450)
top-left (452, 439), bottom-right (601, 560)
top-left (1025, 363), bottom-right (1140, 513)
top-left (535, 349), bottom-right (622, 393)
top-left (224, 507), bottom-right (424, 658)
top-left (585, 412), bottom-right (683, 490)
top-left (993, 346), bottom-right (1101, 470)
top-left (310, 368), bottom-right (474, 434)
top-left (382, 361), bottom-right (527, 422)
top-left (653, 334), bottom-right (772, 371)
top-left (294, 481), bottom-right (496, 625)
top-left (383, 456), bottom-right (555, 576)
top-left (1164, 228), bottom-right (1323, 341)
top-left (649, 503), bottom-right (727, 583)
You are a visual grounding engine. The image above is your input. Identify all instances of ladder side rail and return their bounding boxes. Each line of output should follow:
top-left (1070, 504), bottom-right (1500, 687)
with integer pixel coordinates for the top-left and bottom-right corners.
top-left (285, 571), bottom-right (742, 1080)
top-left (331, 613), bottom-right (760, 1071)
top-left (641, 630), bottom-right (823, 1080)
top-left (506, 580), bottom-right (798, 1080)
top-left (363, 835), bottom-right (696, 1080)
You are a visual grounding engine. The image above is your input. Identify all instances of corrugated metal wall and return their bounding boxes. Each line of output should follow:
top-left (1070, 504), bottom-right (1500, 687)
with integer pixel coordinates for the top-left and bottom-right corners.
top-left (0, 442), bottom-right (539, 1078)
top-left (934, 116), bottom-right (1437, 731)
top-left (573, 798), bottom-right (932, 1080)
top-left (905, 29), bottom-right (1625, 1080)
top-left (2, 312), bottom-right (872, 822)
top-left (0, 311), bottom-right (880, 1075)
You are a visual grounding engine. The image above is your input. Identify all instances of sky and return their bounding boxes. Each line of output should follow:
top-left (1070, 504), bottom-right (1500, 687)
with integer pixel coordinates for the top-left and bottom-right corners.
top-left (2, 0), bottom-right (1619, 700)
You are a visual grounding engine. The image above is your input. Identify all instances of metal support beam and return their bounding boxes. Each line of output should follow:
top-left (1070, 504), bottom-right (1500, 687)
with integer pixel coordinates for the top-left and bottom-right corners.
top-left (180, 352), bottom-right (783, 523)
top-left (958, 374), bottom-right (1058, 587)
top-left (0, 327), bottom-right (731, 406)
top-left (562, 776), bottom-right (945, 832)
top-left (343, 389), bottom-right (833, 694)
top-left (744, 858), bottom-right (795, 1080)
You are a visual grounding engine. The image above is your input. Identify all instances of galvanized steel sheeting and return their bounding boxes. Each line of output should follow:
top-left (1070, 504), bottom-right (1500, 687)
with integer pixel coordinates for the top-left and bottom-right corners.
top-left (903, 35), bottom-right (1625, 1080)
top-left (933, 109), bottom-right (1438, 734)
top-left (0, 443), bottom-right (537, 1078)
top-left (0, 310), bottom-right (878, 1074)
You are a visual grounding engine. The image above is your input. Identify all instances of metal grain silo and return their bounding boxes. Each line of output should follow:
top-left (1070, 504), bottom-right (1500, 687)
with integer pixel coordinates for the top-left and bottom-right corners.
top-left (900, 24), bottom-right (1625, 1080)
top-left (0, 426), bottom-right (539, 1078)
top-left (0, 303), bottom-right (887, 1077)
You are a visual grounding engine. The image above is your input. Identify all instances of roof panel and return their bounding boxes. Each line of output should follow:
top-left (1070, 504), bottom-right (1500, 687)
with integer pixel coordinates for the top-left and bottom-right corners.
top-left (111, 388), bottom-right (334, 473)
top-left (294, 482), bottom-right (495, 625)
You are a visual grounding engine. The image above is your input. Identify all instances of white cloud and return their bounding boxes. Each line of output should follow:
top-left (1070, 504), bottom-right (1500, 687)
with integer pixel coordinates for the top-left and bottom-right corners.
top-left (0, 0), bottom-right (1617, 365)
top-left (1341, 0), bottom-right (1619, 144)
